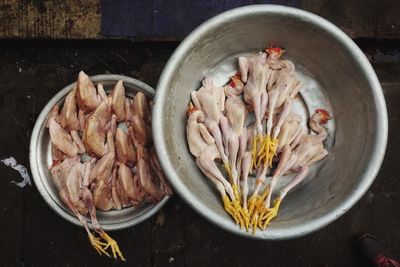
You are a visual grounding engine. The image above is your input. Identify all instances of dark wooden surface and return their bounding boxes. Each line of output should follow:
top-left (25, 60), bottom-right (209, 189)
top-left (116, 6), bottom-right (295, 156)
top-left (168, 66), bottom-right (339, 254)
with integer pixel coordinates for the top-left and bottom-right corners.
top-left (0, 0), bottom-right (400, 39)
top-left (0, 40), bottom-right (399, 267)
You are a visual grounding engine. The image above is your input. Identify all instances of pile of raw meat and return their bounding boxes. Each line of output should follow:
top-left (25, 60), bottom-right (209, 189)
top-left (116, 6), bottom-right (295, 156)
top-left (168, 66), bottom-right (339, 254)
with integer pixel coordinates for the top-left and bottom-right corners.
top-left (47, 71), bottom-right (172, 260)
top-left (186, 47), bottom-right (330, 233)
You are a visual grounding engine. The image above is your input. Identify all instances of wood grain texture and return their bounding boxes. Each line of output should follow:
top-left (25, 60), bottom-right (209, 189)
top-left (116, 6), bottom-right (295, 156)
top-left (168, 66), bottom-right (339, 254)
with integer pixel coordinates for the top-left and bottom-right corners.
top-left (0, 0), bottom-right (100, 39)
top-left (0, 0), bottom-right (400, 39)
top-left (0, 40), bottom-right (399, 266)
top-left (302, 0), bottom-right (400, 39)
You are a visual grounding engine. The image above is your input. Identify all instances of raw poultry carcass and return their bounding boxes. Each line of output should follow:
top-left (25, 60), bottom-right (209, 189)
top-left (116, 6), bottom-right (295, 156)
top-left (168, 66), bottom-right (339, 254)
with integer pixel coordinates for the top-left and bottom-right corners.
top-left (257, 109), bottom-right (330, 229)
top-left (246, 97), bottom-right (293, 228)
top-left (246, 112), bottom-right (303, 229)
top-left (82, 99), bottom-right (112, 157)
top-left (115, 127), bottom-right (137, 166)
top-left (220, 86), bottom-right (247, 207)
top-left (110, 80), bottom-right (126, 121)
top-left (56, 158), bottom-right (125, 260)
top-left (186, 109), bottom-right (244, 226)
top-left (114, 163), bottom-right (146, 208)
top-left (238, 52), bottom-right (270, 168)
top-left (129, 92), bottom-right (172, 202)
top-left (47, 106), bottom-right (79, 158)
top-left (191, 77), bottom-right (229, 170)
top-left (259, 47), bottom-right (302, 170)
top-left (60, 87), bottom-right (80, 131)
top-left (76, 71), bottom-right (103, 111)
top-left (89, 115), bottom-right (116, 211)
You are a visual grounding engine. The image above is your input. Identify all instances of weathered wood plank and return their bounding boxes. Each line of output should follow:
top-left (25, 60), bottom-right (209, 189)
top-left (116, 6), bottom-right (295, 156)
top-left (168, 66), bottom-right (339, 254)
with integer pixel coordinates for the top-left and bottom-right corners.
top-left (302, 0), bottom-right (400, 39)
top-left (0, 0), bottom-right (100, 39)
top-left (0, 0), bottom-right (400, 39)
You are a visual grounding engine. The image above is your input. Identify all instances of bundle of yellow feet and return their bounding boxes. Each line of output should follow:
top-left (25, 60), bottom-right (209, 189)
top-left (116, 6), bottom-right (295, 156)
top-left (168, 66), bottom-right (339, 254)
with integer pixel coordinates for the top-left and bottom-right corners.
top-left (223, 135), bottom-right (280, 233)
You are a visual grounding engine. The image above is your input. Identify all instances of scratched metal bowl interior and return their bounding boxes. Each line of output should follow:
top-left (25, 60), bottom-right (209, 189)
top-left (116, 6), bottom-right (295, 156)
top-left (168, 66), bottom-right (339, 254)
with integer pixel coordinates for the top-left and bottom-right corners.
top-left (153, 5), bottom-right (387, 239)
top-left (30, 75), bottom-right (169, 231)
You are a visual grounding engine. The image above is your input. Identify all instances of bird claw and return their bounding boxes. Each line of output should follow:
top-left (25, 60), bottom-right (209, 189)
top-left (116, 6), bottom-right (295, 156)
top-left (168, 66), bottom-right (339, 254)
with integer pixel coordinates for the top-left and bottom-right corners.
top-left (232, 200), bottom-right (246, 228)
top-left (232, 184), bottom-right (241, 203)
top-left (257, 207), bottom-right (267, 229)
top-left (222, 195), bottom-right (240, 224)
top-left (269, 138), bottom-right (278, 166)
top-left (100, 232), bottom-right (126, 261)
top-left (259, 135), bottom-right (278, 168)
top-left (250, 211), bottom-right (259, 234)
top-left (247, 195), bottom-right (259, 217)
top-left (261, 198), bottom-right (282, 229)
top-left (251, 134), bottom-right (264, 168)
top-left (242, 207), bottom-right (250, 231)
top-left (88, 232), bottom-right (110, 257)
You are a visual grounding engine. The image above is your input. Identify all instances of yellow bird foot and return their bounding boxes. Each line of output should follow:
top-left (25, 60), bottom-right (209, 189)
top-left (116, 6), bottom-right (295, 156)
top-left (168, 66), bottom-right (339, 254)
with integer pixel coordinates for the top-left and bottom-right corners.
top-left (88, 232), bottom-right (110, 257)
top-left (262, 198), bottom-right (282, 229)
top-left (232, 184), bottom-right (241, 203)
top-left (251, 135), bottom-right (258, 168)
top-left (232, 200), bottom-right (246, 228)
top-left (250, 203), bottom-right (268, 233)
top-left (223, 162), bottom-right (233, 183)
top-left (250, 203), bottom-right (264, 233)
top-left (256, 135), bottom-right (266, 157)
top-left (267, 138), bottom-right (278, 167)
top-left (242, 207), bottom-right (250, 231)
top-left (222, 195), bottom-right (240, 224)
top-left (251, 134), bottom-right (264, 169)
top-left (251, 212), bottom-right (259, 234)
top-left (100, 232), bottom-right (126, 261)
top-left (247, 195), bottom-right (259, 217)
top-left (256, 188), bottom-right (270, 209)
top-left (256, 136), bottom-right (267, 167)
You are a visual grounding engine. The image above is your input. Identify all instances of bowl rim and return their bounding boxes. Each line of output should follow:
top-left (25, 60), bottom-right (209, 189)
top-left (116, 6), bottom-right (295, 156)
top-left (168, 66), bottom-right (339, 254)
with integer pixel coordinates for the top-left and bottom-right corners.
top-left (29, 74), bottom-right (169, 231)
top-left (153, 5), bottom-right (388, 239)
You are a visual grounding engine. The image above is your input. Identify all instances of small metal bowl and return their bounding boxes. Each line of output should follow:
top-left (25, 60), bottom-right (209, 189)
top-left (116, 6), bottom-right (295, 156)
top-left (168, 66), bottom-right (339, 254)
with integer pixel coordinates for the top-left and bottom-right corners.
top-left (30, 74), bottom-right (169, 231)
top-left (153, 5), bottom-right (388, 239)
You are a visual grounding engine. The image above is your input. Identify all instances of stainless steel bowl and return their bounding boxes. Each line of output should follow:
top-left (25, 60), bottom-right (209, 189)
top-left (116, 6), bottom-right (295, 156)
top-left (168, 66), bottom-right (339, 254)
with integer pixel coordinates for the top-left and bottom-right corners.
top-left (153, 5), bottom-right (388, 239)
top-left (30, 74), bottom-right (169, 231)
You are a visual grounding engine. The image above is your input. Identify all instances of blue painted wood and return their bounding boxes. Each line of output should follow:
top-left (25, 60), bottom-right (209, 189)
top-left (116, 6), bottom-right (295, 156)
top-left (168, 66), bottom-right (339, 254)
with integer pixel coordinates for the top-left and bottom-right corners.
top-left (101, 0), bottom-right (300, 39)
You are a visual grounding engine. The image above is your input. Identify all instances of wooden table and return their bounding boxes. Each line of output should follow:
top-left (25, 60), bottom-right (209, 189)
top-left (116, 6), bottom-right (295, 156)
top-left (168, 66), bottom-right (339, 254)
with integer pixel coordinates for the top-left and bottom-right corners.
top-left (0, 39), bottom-right (399, 266)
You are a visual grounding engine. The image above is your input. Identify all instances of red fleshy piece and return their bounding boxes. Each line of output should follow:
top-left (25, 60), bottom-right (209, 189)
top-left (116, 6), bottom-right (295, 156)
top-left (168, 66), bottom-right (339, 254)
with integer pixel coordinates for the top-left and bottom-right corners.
top-left (266, 46), bottom-right (284, 55)
top-left (315, 109), bottom-right (330, 124)
top-left (50, 160), bottom-right (60, 169)
top-left (186, 103), bottom-right (197, 118)
top-left (229, 73), bottom-right (243, 88)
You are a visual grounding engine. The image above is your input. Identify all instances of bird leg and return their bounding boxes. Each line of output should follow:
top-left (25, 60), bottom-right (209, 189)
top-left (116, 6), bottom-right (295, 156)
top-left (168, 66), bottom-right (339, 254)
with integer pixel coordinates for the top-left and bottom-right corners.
top-left (263, 145), bottom-right (291, 210)
top-left (206, 119), bottom-right (229, 168)
top-left (197, 145), bottom-right (244, 222)
top-left (262, 165), bottom-right (309, 229)
top-left (247, 165), bottom-right (269, 230)
top-left (257, 89), bottom-right (279, 168)
top-left (81, 187), bottom-right (126, 261)
top-left (196, 155), bottom-right (243, 226)
top-left (260, 98), bottom-right (292, 168)
top-left (236, 129), bottom-right (247, 185)
top-left (59, 189), bottom-right (110, 258)
top-left (240, 151), bottom-right (251, 229)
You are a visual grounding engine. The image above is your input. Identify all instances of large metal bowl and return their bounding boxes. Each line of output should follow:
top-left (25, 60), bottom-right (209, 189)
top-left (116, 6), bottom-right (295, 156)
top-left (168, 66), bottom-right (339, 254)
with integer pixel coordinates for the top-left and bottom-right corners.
top-left (30, 74), bottom-right (169, 231)
top-left (153, 5), bottom-right (388, 239)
